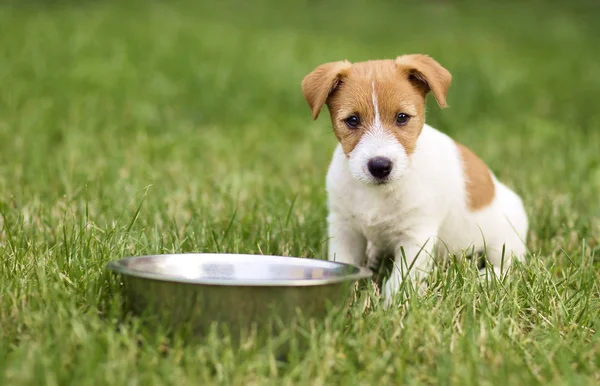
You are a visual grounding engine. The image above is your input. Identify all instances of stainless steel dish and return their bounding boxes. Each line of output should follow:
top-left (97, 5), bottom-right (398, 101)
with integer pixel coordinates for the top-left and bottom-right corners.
top-left (107, 253), bottom-right (372, 344)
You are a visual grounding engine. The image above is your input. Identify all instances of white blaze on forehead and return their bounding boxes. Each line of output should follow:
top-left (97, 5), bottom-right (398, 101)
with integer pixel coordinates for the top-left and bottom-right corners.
top-left (371, 81), bottom-right (382, 130)
top-left (365, 81), bottom-right (392, 144)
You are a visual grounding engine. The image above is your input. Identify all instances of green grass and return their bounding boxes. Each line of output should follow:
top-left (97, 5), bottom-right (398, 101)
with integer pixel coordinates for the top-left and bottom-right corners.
top-left (1, 0), bottom-right (600, 384)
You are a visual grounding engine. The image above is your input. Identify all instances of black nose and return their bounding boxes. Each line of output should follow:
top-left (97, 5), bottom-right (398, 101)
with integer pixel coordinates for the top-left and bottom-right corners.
top-left (367, 157), bottom-right (393, 179)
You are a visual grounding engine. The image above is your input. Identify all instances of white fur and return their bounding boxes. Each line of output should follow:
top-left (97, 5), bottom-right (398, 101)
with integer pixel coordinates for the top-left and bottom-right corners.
top-left (326, 123), bottom-right (529, 308)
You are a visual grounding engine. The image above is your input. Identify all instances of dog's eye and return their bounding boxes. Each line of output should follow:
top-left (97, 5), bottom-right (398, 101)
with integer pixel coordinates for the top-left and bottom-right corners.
top-left (396, 113), bottom-right (410, 126)
top-left (344, 115), bottom-right (360, 129)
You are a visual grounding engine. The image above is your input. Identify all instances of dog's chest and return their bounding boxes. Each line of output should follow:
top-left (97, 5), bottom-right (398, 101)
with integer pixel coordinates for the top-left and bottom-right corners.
top-left (335, 186), bottom-right (410, 246)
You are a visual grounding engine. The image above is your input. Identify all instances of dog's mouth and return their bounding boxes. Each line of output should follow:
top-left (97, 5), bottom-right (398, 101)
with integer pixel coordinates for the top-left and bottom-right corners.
top-left (372, 177), bottom-right (390, 185)
top-left (365, 176), bottom-right (391, 186)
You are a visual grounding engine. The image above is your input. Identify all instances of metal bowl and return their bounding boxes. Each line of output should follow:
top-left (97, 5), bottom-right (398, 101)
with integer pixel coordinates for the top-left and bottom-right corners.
top-left (107, 253), bottom-right (372, 345)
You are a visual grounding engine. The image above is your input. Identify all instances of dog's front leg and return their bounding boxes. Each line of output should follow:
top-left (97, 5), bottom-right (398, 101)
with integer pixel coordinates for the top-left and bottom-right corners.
top-left (382, 231), bottom-right (437, 308)
top-left (366, 242), bottom-right (382, 272)
top-left (327, 214), bottom-right (367, 266)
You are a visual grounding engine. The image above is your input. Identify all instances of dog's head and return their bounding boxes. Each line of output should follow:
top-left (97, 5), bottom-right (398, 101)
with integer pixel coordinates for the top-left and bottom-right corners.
top-left (302, 55), bottom-right (451, 185)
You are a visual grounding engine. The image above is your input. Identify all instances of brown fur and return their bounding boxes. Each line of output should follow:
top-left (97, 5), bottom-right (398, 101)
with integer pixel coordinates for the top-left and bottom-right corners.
top-left (301, 60), bottom-right (352, 120)
top-left (456, 142), bottom-right (496, 210)
top-left (301, 54), bottom-right (452, 155)
top-left (395, 54), bottom-right (452, 108)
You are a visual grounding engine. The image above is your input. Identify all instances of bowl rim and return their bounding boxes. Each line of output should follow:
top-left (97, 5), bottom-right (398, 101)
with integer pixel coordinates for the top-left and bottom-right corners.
top-left (106, 253), bottom-right (373, 287)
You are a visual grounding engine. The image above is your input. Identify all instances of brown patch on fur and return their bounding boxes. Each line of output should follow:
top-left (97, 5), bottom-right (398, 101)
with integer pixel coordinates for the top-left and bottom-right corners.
top-left (456, 142), bottom-right (496, 211)
top-left (396, 54), bottom-right (452, 108)
top-left (301, 60), bottom-right (352, 120)
top-left (301, 54), bottom-right (452, 155)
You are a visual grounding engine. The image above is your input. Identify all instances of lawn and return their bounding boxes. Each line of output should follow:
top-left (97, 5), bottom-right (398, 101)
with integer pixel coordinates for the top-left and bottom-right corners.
top-left (1, 0), bottom-right (599, 384)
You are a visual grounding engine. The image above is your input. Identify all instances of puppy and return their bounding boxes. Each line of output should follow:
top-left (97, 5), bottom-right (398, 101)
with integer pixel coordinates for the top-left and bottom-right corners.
top-left (301, 55), bottom-right (528, 307)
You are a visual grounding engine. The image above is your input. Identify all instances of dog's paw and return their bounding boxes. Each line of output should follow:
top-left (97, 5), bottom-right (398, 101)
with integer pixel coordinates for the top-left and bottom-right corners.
top-left (382, 272), bottom-right (430, 308)
top-left (382, 275), bottom-right (401, 309)
top-left (478, 265), bottom-right (509, 283)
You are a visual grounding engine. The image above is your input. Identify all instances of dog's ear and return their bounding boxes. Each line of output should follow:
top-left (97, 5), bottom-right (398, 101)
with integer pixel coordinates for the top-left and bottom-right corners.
top-left (395, 54), bottom-right (452, 108)
top-left (301, 60), bottom-right (352, 120)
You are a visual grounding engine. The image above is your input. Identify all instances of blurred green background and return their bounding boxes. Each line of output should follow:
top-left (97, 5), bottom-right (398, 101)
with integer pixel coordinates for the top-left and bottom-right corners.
top-left (0, 0), bottom-right (599, 384)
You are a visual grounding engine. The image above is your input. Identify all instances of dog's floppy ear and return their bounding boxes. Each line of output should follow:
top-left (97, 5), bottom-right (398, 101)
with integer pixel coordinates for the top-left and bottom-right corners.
top-left (301, 60), bottom-right (352, 120)
top-left (395, 54), bottom-right (452, 108)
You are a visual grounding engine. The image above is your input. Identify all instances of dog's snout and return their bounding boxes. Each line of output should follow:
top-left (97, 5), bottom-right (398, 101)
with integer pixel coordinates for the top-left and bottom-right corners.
top-left (367, 157), bottom-right (393, 179)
